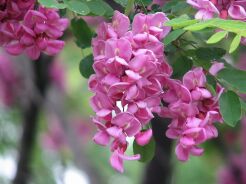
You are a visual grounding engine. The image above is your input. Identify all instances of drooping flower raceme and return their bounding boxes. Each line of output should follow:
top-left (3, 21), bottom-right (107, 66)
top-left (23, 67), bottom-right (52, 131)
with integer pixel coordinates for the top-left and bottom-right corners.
top-left (0, 0), bottom-right (68, 60)
top-left (160, 67), bottom-right (223, 161)
top-left (89, 10), bottom-right (172, 172)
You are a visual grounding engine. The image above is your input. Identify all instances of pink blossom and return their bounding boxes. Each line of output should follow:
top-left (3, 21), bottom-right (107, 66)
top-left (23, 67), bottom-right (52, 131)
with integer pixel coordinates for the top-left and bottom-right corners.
top-left (161, 67), bottom-right (222, 161)
top-left (0, 2), bottom-right (68, 60)
top-left (187, 0), bottom-right (220, 19)
top-left (90, 11), bottom-right (171, 172)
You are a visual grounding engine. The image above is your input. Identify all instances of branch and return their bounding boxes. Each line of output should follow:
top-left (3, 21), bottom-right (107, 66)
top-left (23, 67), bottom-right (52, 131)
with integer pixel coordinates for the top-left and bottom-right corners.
top-left (13, 55), bottom-right (52, 184)
top-left (142, 116), bottom-right (173, 184)
top-left (103, 0), bottom-right (124, 13)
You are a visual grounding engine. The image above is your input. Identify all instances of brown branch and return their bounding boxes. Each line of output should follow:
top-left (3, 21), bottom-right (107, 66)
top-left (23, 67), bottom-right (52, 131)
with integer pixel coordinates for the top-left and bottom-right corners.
top-left (142, 116), bottom-right (173, 184)
top-left (13, 55), bottom-right (52, 184)
top-left (103, 0), bottom-right (124, 13)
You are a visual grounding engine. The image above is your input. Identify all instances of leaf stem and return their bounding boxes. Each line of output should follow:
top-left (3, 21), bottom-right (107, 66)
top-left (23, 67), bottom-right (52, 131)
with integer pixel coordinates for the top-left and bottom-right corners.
top-left (125, 0), bottom-right (135, 15)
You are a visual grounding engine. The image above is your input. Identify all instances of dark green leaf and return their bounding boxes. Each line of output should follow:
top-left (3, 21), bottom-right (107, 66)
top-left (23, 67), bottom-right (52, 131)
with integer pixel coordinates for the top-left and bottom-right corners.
top-left (71, 18), bottom-right (93, 49)
top-left (38, 0), bottom-right (67, 9)
top-left (219, 90), bottom-right (241, 127)
top-left (133, 137), bottom-right (155, 163)
top-left (195, 47), bottom-right (226, 61)
top-left (217, 68), bottom-right (246, 93)
top-left (163, 29), bottom-right (186, 45)
top-left (172, 56), bottom-right (193, 79)
top-left (79, 55), bottom-right (94, 78)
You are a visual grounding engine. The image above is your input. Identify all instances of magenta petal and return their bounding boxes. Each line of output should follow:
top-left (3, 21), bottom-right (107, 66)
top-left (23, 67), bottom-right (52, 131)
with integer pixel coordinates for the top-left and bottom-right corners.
top-left (5, 42), bottom-right (24, 55)
top-left (135, 129), bottom-right (153, 146)
top-left (26, 45), bottom-right (41, 60)
top-left (93, 131), bottom-right (110, 146)
top-left (106, 126), bottom-right (122, 138)
top-left (175, 144), bottom-right (189, 161)
top-left (110, 151), bottom-right (124, 173)
top-left (45, 40), bottom-right (64, 55)
top-left (190, 146), bottom-right (204, 156)
top-left (118, 152), bottom-right (141, 161)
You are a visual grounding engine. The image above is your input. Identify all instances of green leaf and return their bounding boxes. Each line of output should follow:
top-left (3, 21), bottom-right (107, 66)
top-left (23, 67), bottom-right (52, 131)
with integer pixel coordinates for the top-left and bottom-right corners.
top-left (79, 55), bottom-right (94, 78)
top-left (219, 90), bottom-right (241, 127)
top-left (217, 68), bottom-right (246, 93)
top-left (71, 18), bottom-right (93, 49)
top-left (114, 0), bottom-right (128, 6)
top-left (206, 31), bottom-right (228, 44)
top-left (165, 17), bottom-right (198, 29)
top-left (133, 137), bottom-right (155, 163)
top-left (64, 0), bottom-right (90, 15)
top-left (229, 34), bottom-right (241, 53)
top-left (195, 47), bottom-right (226, 60)
top-left (163, 29), bottom-right (186, 45)
top-left (125, 0), bottom-right (135, 15)
top-left (38, 0), bottom-right (67, 9)
top-left (162, 0), bottom-right (179, 12)
top-left (172, 56), bottom-right (193, 79)
top-left (184, 19), bottom-right (215, 31)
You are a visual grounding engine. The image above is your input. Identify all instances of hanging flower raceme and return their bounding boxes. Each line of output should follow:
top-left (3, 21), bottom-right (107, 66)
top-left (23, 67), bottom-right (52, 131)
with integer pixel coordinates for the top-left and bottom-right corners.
top-left (89, 10), bottom-right (171, 173)
top-left (0, 0), bottom-right (69, 60)
top-left (160, 67), bottom-right (223, 161)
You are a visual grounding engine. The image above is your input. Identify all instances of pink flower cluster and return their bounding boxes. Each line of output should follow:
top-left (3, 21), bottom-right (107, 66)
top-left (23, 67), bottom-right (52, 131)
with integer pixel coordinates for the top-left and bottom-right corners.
top-left (160, 67), bottom-right (223, 161)
top-left (0, 0), bottom-right (68, 60)
top-left (89, 10), bottom-right (172, 172)
top-left (187, 0), bottom-right (246, 20)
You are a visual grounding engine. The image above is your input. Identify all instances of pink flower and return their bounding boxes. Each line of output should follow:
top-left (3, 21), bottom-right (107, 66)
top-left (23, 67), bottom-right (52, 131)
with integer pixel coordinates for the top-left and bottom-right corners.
top-left (135, 129), bottom-right (153, 146)
top-left (187, 0), bottom-right (219, 19)
top-left (161, 67), bottom-right (222, 161)
top-left (132, 12), bottom-right (171, 40)
top-left (110, 148), bottom-right (140, 173)
top-left (0, 3), bottom-right (68, 60)
top-left (90, 11), bottom-right (171, 172)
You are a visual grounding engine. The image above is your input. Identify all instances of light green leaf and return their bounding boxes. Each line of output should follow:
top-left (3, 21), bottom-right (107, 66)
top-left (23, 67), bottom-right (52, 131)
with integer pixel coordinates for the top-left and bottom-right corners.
top-left (133, 137), bottom-right (155, 163)
top-left (164, 29), bottom-right (186, 45)
top-left (229, 34), bottom-right (241, 53)
top-left (164, 17), bottom-right (198, 29)
top-left (219, 90), bottom-right (241, 127)
top-left (206, 31), bottom-right (228, 44)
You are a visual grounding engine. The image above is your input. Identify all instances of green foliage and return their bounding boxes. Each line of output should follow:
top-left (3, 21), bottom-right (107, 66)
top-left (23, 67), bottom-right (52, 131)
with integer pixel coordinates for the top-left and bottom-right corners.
top-left (165, 17), bottom-right (246, 53)
top-left (206, 31), bottom-right (228, 44)
top-left (164, 29), bottom-right (186, 45)
top-left (133, 137), bottom-right (155, 163)
top-left (79, 54), bottom-right (94, 78)
top-left (71, 18), bottom-right (93, 49)
top-left (38, 0), bottom-right (67, 9)
top-left (229, 35), bottom-right (242, 53)
top-left (39, 0), bottom-right (113, 16)
top-left (219, 90), bottom-right (241, 127)
top-left (165, 15), bottom-right (198, 29)
top-left (186, 47), bottom-right (226, 70)
top-left (217, 68), bottom-right (246, 93)
top-left (171, 56), bottom-right (193, 79)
